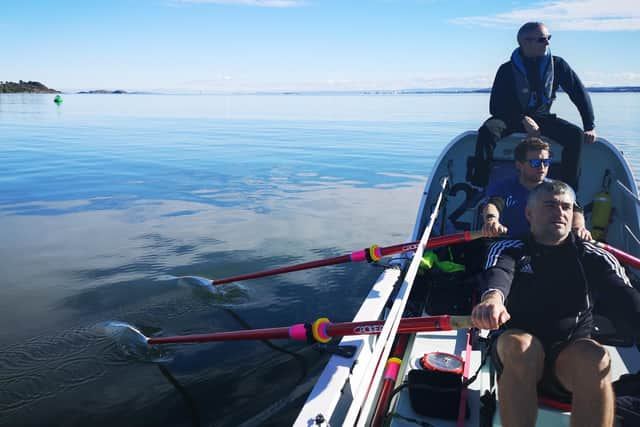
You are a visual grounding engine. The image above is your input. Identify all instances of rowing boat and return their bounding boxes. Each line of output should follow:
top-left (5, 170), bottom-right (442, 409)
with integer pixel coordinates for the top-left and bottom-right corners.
top-left (294, 131), bottom-right (640, 426)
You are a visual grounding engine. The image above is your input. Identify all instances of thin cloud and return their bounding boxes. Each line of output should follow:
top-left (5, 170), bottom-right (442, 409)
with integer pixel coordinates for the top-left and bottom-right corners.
top-left (177, 0), bottom-right (304, 6)
top-left (452, 0), bottom-right (640, 31)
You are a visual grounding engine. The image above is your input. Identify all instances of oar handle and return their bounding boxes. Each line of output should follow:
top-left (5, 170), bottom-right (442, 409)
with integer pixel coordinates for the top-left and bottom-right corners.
top-left (448, 315), bottom-right (474, 330)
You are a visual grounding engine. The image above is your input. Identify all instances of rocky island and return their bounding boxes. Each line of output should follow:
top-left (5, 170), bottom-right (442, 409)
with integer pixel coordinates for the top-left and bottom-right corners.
top-left (0, 80), bottom-right (60, 93)
top-left (77, 89), bottom-right (128, 94)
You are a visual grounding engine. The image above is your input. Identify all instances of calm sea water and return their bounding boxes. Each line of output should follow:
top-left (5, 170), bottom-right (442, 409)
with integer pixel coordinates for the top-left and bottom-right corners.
top-left (1, 93), bottom-right (639, 426)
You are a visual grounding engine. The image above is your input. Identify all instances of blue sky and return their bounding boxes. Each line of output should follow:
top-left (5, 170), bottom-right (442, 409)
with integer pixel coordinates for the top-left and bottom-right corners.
top-left (2, 0), bottom-right (639, 92)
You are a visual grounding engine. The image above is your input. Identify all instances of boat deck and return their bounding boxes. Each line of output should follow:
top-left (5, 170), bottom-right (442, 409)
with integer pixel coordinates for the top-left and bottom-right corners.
top-left (389, 328), bottom-right (485, 426)
top-left (390, 326), bottom-right (640, 426)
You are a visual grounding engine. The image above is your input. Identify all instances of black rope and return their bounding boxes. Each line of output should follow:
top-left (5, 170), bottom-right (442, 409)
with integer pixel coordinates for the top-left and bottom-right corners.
top-left (461, 335), bottom-right (491, 388)
top-left (223, 308), bottom-right (309, 381)
top-left (157, 364), bottom-right (201, 427)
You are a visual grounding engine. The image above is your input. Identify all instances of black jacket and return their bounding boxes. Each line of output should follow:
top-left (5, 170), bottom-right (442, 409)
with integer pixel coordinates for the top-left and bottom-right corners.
top-left (489, 54), bottom-right (595, 131)
top-left (480, 234), bottom-right (639, 343)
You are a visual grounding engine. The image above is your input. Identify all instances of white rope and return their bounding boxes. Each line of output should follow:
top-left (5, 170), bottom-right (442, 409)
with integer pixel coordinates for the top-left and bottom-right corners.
top-left (617, 179), bottom-right (640, 207)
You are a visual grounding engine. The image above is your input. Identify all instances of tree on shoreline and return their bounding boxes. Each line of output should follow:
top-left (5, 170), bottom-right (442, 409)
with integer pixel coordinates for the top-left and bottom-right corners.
top-left (0, 80), bottom-right (59, 93)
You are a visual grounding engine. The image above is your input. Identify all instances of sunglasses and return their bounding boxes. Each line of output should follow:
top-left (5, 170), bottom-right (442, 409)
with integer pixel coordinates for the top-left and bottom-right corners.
top-left (526, 35), bottom-right (552, 43)
top-left (527, 158), bottom-right (552, 168)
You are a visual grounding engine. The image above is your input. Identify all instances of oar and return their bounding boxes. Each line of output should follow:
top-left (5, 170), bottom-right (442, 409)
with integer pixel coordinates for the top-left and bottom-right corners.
top-left (145, 315), bottom-right (473, 345)
top-left (592, 241), bottom-right (640, 269)
top-left (208, 231), bottom-right (484, 286)
top-left (370, 334), bottom-right (410, 427)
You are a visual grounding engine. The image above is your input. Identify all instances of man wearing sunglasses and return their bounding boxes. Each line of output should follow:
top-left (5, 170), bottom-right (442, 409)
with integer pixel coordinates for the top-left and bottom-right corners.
top-left (481, 137), bottom-right (591, 240)
top-left (468, 22), bottom-right (596, 190)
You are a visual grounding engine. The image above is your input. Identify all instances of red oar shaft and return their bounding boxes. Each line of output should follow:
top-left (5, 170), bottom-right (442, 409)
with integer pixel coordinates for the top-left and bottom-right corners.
top-left (147, 315), bottom-right (473, 345)
top-left (325, 315), bottom-right (471, 336)
top-left (594, 241), bottom-right (640, 269)
top-left (212, 231), bottom-right (481, 286)
top-left (377, 230), bottom-right (480, 257)
top-left (148, 326), bottom-right (292, 344)
top-left (212, 254), bottom-right (352, 285)
top-left (370, 334), bottom-right (410, 427)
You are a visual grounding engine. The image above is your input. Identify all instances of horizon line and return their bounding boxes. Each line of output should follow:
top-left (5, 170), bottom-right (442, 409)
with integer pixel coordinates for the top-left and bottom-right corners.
top-left (51, 86), bottom-right (640, 95)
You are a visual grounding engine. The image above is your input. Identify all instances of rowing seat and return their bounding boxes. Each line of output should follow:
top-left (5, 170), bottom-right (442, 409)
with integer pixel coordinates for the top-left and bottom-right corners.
top-left (538, 395), bottom-right (571, 412)
top-left (490, 369), bottom-right (573, 425)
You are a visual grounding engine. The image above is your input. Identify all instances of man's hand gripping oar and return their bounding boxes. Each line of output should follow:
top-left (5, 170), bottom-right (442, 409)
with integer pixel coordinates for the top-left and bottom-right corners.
top-left (471, 290), bottom-right (511, 330)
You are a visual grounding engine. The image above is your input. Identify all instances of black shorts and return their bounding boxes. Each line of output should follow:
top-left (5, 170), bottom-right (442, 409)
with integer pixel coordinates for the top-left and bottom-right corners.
top-left (490, 332), bottom-right (573, 402)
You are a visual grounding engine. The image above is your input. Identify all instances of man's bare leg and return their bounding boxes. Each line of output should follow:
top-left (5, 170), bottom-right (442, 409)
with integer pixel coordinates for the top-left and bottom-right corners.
top-left (555, 338), bottom-right (614, 427)
top-left (497, 330), bottom-right (545, 427)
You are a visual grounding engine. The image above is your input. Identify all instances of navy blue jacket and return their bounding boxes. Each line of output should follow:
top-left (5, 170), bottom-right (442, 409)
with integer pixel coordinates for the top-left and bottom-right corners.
top-left (489, 54), bottom-right (595, 131)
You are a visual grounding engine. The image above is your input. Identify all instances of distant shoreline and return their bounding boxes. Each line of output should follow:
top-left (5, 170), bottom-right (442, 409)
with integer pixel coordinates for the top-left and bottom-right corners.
top-left (2, 80), bottom-right (639, 95)
top-left (259, 87), bottom-right (640, 95)
top-left (77, 89), bottom-right (129, 94)
top-left (69, 86), bottom-right (640, 95)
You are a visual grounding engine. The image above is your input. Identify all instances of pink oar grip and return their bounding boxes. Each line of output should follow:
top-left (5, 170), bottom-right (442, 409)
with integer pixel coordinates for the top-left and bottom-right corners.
top-left (350, 250), bottom-right (367, 262)
top-left (288, 323), bottom-right (307, 341)
top-left (383, 357), bottom-right (402, 380)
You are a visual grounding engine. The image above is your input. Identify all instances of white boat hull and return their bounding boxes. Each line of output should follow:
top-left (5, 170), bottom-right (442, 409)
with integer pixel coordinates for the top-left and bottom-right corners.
top-left (295, 132), bottom-right (640, 426)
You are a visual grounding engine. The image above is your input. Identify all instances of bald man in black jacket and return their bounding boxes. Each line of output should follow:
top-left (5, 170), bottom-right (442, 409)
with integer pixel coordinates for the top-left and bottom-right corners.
top-left (469, 22), bottom-right (596, 189)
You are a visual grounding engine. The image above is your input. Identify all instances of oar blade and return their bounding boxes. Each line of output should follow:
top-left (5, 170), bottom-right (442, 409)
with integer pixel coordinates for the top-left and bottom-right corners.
top-left (101, 321), bottom-right (172, 363)
top-left (176, 275), bottom-right (251, 305)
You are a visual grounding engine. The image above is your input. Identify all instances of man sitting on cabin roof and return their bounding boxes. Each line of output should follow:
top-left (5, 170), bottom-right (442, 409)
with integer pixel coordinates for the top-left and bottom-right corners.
top-left (472, 180), bottom-right (640, 427)
top-left (481, 136), bottom-right (591, 240)
top-left (468, 21), bottom-right (595, 189)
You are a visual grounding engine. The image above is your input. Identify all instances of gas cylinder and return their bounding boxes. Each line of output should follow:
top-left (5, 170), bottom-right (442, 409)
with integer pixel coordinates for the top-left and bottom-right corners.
top-left (591, 172), bottom-right (613, 241)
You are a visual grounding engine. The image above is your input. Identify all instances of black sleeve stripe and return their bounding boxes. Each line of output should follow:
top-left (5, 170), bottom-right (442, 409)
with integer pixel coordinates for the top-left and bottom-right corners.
top-left (582, 242), bottom-right (632, 286)
top-left (485, 239), bottom-right (524, 269)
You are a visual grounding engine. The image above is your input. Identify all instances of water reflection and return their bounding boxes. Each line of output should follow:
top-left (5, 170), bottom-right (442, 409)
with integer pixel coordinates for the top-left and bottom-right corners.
top-left (0, 181), bottom-right (422, 426)
top-left (2, 92), bottom-right (638, 425)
